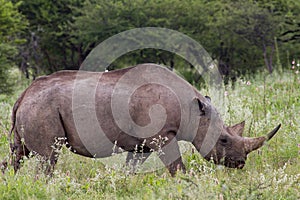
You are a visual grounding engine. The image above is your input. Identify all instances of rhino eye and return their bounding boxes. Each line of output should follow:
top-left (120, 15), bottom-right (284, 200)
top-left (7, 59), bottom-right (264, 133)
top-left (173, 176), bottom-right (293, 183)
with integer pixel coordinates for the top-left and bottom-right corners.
top-left (220, 138), bottom-right (228, 144)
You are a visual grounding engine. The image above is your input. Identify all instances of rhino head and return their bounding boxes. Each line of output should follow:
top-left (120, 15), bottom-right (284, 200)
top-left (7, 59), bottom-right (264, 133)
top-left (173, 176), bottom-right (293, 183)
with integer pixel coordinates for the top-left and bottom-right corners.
top-left (210, 121), bottom-right (281, 169)
top-left (191, 97), bottom-right (281, 169)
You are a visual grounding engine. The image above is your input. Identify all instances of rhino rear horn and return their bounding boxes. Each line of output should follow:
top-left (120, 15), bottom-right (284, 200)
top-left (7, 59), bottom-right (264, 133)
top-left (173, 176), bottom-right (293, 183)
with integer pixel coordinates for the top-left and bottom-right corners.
top-left (228, 121), bottom-right (245, 136)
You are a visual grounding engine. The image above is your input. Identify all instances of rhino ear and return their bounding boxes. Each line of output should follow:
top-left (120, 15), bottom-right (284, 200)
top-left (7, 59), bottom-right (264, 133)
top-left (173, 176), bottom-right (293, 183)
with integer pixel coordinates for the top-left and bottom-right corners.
top-left (228, 121), bottom-right (245, 136)
top-left (192, 97), bottom-right (207, 116)
top-left (205, 96), bottom-right (211, 102)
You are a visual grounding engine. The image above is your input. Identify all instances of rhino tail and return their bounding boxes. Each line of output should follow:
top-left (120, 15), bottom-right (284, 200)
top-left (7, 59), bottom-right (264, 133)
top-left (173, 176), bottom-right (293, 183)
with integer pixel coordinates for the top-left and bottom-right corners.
top-left (9, 89), bottom-right (28, 144)
top-left (0, 89), bottom-right (27, 173)
top-left (8, 88), bottom-right (32, 172)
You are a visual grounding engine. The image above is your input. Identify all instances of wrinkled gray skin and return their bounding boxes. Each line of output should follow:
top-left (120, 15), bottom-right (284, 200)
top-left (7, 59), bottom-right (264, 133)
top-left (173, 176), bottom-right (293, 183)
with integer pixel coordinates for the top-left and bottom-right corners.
top-left (3, 64), bottom-right (280, 176)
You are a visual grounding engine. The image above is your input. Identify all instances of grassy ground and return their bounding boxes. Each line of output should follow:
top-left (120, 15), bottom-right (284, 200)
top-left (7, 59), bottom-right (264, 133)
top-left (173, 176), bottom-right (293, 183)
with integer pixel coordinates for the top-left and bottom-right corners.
top-left (0, 69), bottom-right (299, 199)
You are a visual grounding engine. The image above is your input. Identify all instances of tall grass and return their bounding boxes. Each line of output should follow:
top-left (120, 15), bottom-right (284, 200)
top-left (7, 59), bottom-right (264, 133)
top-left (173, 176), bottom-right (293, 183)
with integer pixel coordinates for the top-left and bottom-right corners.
top-left (0, 68), bottom-right (299, 199)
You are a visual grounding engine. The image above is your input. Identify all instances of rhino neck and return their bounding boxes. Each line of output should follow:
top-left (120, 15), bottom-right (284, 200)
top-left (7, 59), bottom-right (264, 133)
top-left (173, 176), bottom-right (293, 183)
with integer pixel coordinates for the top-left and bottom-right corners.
top-left (176, 115), bottom-right (200, 142)
top-left (190, 118), bottom-right (221, 158)
top-left (191, 129), bottom-right (208, 156)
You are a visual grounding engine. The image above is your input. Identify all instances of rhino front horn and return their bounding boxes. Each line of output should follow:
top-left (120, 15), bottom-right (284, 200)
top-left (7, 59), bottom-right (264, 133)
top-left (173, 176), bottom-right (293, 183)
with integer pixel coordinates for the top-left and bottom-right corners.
top-left (266, 124), bottom-right (281, 141)
top-left (245, 124), bottom-right (281, 153)
top-left (244, 137), bottom-right (266, 153)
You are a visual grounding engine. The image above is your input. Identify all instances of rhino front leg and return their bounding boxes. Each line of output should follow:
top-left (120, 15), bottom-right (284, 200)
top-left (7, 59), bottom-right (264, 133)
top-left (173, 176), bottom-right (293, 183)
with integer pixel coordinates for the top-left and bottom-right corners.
top-left (126, 151), bottom-right (151, 173)
top-left (158, 136), bottom-right (186, 176)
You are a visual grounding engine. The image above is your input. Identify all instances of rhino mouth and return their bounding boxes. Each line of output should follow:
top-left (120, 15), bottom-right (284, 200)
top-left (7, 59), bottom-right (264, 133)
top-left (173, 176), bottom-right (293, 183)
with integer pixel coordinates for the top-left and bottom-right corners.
top-left (224, 158), bottom-right (245, 169)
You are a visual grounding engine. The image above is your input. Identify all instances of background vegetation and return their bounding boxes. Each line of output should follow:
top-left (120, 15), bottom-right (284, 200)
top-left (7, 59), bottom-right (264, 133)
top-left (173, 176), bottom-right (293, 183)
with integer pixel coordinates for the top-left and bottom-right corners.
top-left (0, 0), bottom-right (299, 199)
top-left (0, 0), bottom-right (300, 89)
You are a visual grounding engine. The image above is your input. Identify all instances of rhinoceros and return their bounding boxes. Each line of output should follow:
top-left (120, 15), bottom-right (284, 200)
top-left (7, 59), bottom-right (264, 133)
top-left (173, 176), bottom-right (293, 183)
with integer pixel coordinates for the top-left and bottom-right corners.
top-left (4, 64), bottom-right (280, 176)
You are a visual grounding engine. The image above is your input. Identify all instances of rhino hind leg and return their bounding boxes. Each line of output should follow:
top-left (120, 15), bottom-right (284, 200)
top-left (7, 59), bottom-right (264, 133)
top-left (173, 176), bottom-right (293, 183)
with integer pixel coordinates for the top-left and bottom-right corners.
top-left (12, 113), bottom-right (66, 176)
top-left (28, 134), bottom-right (66, 176)
top-left (0, 160), bottom-right (8, 174)
top-left (39, 150), bottom-right (60, 176)
top-left (12, 134), bottom-right (64, 176)
top-left (11, 131), bottom-right (30, 173)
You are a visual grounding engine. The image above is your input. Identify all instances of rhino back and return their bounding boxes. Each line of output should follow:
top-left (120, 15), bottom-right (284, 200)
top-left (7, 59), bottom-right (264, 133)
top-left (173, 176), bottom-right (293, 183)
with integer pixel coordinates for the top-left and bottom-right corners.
top-left (14, 64), bottom-right (201, 158)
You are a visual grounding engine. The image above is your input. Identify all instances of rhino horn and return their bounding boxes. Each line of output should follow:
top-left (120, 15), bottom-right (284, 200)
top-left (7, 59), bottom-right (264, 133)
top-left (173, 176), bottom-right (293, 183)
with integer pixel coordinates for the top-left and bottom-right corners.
top-left (266, 124), bottom-right (281, 141)
top-left (244, 137), bottom-right (266, 153)
top-left (244, 124), bottom-right (281, 153)
top-left (228, 121), bottom-right (245, 136)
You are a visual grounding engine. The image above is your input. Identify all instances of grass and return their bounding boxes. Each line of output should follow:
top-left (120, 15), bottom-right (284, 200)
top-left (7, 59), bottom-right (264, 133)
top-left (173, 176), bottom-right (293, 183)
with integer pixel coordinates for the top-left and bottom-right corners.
top-left (0, 69), bottom-right (299, 199)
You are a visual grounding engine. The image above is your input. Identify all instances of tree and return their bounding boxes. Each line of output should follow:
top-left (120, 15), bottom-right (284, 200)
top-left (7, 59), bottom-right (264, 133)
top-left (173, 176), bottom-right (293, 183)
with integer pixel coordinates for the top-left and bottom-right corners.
top-left (274, 0), bottom-right (300, 65)
top-left (72, 0), bottom-right (282, 79)
top-left (12, 0), bottom-right (300, 82)
top-left (0, 0), bottom-right (27, 94)
top-left (14, 0), bottom-right (84, 78)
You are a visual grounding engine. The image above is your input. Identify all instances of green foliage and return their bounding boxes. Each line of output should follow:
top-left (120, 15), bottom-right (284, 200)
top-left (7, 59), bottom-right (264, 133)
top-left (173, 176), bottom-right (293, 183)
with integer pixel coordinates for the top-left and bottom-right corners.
top-left (71, 0), bottom-right (299, 79)
top-left (202, 1), bottom-right (279, 75)
top-left (0, 0), bottom-right (27, 94)
top-left (13, 0), bottom-right (84, 76)
top-left (8, 0), bottom-right (300, 82)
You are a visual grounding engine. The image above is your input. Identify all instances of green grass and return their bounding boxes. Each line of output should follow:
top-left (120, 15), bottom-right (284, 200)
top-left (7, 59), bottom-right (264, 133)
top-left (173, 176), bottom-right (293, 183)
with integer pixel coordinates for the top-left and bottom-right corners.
top-left (0, 69), bottom-right (299, 200)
